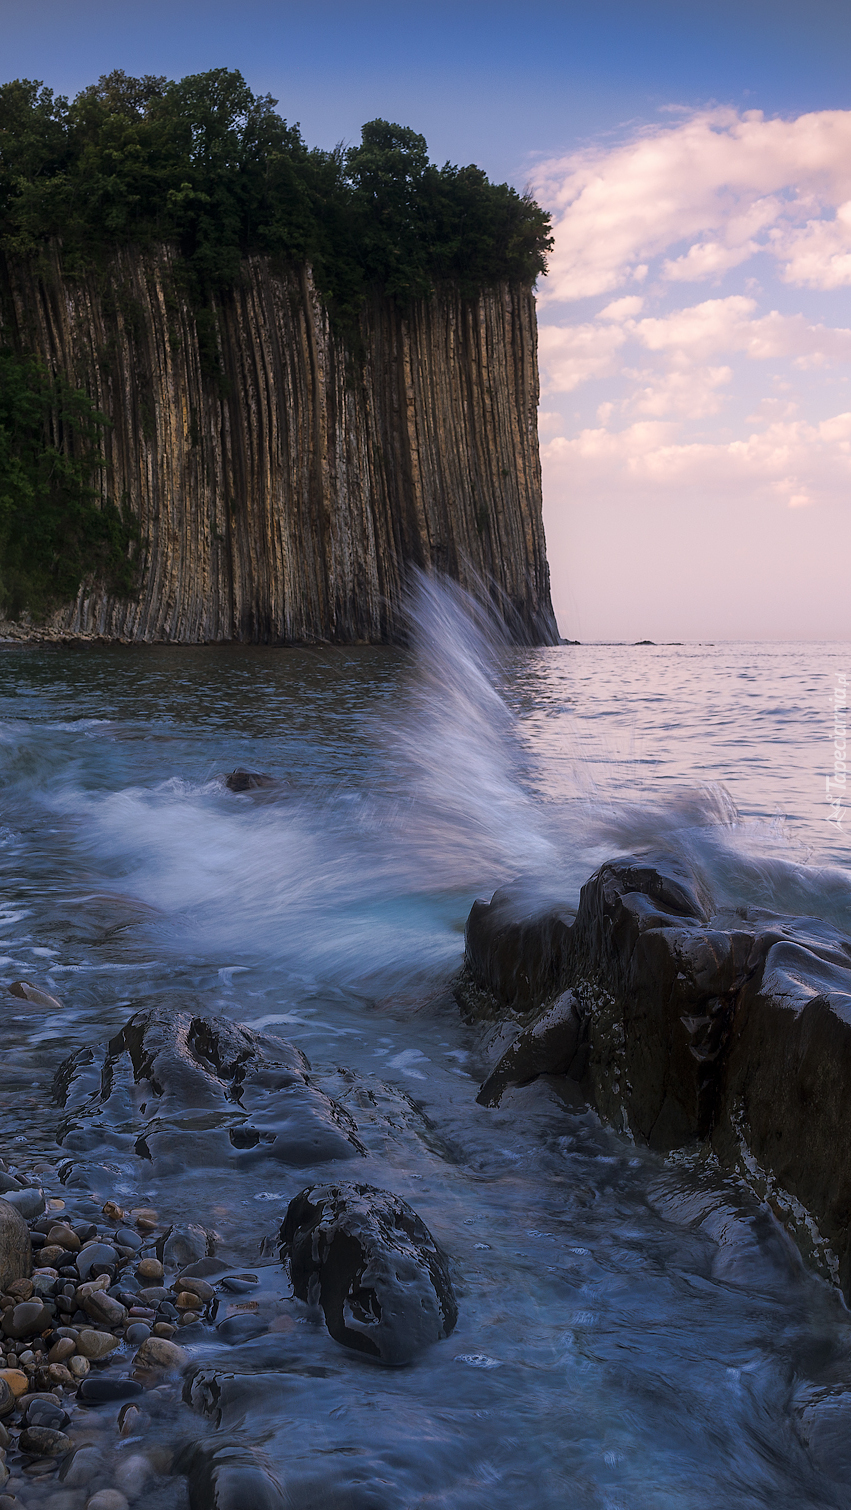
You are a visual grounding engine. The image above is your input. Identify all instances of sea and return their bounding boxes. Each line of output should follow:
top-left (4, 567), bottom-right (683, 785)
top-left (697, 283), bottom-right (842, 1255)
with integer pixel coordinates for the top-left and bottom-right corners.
top-left (0, 578), bottom-right (848, 1509)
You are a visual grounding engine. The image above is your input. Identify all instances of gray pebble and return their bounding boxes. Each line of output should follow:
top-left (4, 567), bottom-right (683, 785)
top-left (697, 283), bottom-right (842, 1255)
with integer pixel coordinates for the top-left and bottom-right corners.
top-left (124, 1323), bottom-right (150, 1345)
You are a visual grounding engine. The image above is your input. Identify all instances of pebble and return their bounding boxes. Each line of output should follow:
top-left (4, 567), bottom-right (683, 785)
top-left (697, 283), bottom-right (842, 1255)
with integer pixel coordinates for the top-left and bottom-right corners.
top-left (47, 1227), bottom-right (80, 1253)
top-left (7, 980), bottom-right (63, 1010)
top-left (132, 1336), bottom-right (187, 1374)
top-left (19, 1425), bottom-right (72, 1456)
top-left (7, 1278), bottom-right (34, 1300)
top-left (86, 1490), bottom-right (129, 1510)
top-left (3, 1301), bottom-right (50, 1338)
top-left (101, 1202), bottom-right (125, 1223)
top-left (75, 1331), bottom-right (119, 1361)
top-left (3, 1187), bottom-right (44, 1220)
top-left (177, 1275), bottom-right (214, 1302)
top-left (115, 1228), bottom-right (142, 1252)
top-left (179, 1310), bottom-right (200, 1326)
top-left (68, 1356), bottom-right (90, 1379)
top-left (136, 1288), bottom-right (167, 1305)
top-left (78, 1377), bottom-right (143, 1405)
top-left (135, 1258), bottom-right (163, 1282)
top-left (76, 1246), bottom-right (117, 1282)
top-left (48, 1339), bottom-right (76, 1365)
top-left (151, 1322), bottom-right (175, 1339)
top-left (114, 1452), bottom-right (151, 1497)
top-left (130, 1209), bottom-right (157, 1232)
top-left (60, 1444), bottom-right (104, 1485)
top-left (118, 1402), bottom-right (140, 1437)
top-left (0, 1367), bottom-right (29, 1397)
top-left (82, 1292), bottom-right (126, 1328)
top-left (0, 1382), bottom-right (12, 1419)
top-left (124, 1323), bottom-right (150, 1346)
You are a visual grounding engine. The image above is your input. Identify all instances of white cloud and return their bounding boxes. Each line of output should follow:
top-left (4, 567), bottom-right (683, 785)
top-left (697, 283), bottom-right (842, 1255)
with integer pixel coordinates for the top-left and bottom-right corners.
top-left (538, 321), bottom-right (626, 393)
top-left (598, 296), bottom-right (644, 320)
top-left (625, 364), bottom-right (733, 418)
top-left (534, 107), bottom-right (851, 301)
top-left (542, 410), bottom-right (851, 510)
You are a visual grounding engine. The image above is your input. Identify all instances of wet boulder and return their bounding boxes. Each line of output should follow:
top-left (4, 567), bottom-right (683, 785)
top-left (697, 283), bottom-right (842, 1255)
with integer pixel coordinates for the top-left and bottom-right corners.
top-left (476, 990), bottom-right (581, 1107)
top-left (53, 1003), bottom-right (364, 1173)
top-left (175, 1439), bottom-right (287, 1510)
top-left (280, 1182), bottom-right (457, 1366)
top-left (460, 879), bottom-right (574, 1015)
top-left (225, 769), bottom-right (282, 793)
top-left (0, 1199), bottom-right (31, 1290)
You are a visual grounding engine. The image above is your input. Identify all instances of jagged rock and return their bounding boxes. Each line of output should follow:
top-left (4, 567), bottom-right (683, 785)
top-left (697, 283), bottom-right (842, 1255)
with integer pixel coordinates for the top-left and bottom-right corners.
top-left (225, 770), bottom-right (279, 792)
top-left (477, 991), bottom-right (581, 1107)
top-left (461, 880), bottom-right (574, 1014)
top-left (53, 1004), bottom-right (364, 1172)
top-left (0, 1200), bottom-right (31, 1290)
top-left (280, 1182), bottom-right (457, 1365)
top-left (463, 851), bottom-right (851, 1299)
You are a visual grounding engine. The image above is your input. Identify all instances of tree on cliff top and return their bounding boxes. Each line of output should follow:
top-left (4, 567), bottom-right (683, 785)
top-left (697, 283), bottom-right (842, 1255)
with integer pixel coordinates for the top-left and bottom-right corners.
top-left (0, 69), bottom-right (552, 316)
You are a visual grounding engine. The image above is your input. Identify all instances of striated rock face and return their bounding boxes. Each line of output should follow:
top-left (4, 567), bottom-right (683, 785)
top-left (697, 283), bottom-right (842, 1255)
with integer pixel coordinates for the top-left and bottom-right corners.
top-left (0, 247), bottom-right (557, 644)
top-left (463, 855), bottom-right (851, 1298)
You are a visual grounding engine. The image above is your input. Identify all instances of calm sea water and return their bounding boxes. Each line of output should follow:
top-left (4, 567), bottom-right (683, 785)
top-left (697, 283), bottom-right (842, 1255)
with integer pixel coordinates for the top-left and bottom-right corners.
top-left (0, 587), bottom-right (848, 1508)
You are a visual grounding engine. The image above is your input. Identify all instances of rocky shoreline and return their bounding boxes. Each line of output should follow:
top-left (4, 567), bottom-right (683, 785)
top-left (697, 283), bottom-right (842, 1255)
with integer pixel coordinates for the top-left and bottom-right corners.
top-left (459, 849), bottom-right (851, 1298)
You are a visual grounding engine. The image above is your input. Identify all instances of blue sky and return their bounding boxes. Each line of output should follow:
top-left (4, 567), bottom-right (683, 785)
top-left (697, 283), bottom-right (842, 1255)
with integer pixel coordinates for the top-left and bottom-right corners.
top-left (5, 1), bottom-right (851, 639)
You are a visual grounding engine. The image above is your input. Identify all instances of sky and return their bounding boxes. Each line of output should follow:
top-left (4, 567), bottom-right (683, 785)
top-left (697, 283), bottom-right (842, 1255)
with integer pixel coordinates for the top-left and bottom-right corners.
top-left (4, 0), bottom-right (851, 641)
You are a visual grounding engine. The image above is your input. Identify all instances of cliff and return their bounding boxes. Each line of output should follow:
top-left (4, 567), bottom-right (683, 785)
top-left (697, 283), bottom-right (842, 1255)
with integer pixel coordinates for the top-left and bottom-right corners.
top-left (0, 246), bottom-right (557, 644)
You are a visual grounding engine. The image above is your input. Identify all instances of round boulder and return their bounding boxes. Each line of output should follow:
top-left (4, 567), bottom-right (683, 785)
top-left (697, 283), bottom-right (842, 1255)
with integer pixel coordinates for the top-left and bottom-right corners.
top-left (0, 1199), bottom-right (31, 1288)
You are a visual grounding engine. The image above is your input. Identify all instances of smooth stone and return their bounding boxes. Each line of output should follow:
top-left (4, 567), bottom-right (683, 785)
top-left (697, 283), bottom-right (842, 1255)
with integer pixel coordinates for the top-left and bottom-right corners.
top-left (3, 1301), bottom-right (51, 1340)
top-left (124, 1323), bottom-right (150, 1345)
top-left (132, 1336), bottom-right (188, 1374)
top-left (0, 1382), bottom-right (12, 1418)
top-left (135, 1259), bottom-right (163, 1282)
top-left (68, 1357), bottom-right (90, 1378)
top-left (215, 1313), bottom-right (268, 1344)
top-left (47, 1365), bottom-right (74, 1387)
top-left (7, 1278), bottom-right (34, 1300)
top-left (152, 1322), bottom-right (175, 1338)
top-left (220, 1273), bottom-right (258, 1293)
top-left (115, 1228), bottom-right (141, 1251)
top-left (179, 1311), bottom-right (200, 1327)
top-left (60, 1444), bottom-right (105, 1485)
top-left (39, 1246), bottom-right (65, 1268)
top-left (19, 1425), bottom-right (72, 1456)
top-left (78, 1377), bottom-right (143, 1405)
top-left (0, 1367), bottom-right (28, 1397)
top-left (86, 1491), bottom-right (129, 1510)
top-left (157, 1224), bottom-right (208, 1270)
top-left (75, 1331), bottom-right (119, 1361)
top-left (0, 1199), bottom-right (32, 1288)
top-left (82, 1292), bottom-right (126, 1328)
top-left (8, 980), bottom-right (63, 1010)
top-left (47, 1227), bottom-right (80, 1253)
top-left (175, 1277), bottom-right (214, 1302)
top-left (47, 1340), bottom-right (75, 1365)
top-left (3, 1187), bottom-right (44, 1220)
top-left (23, 1399), bottom-right (67, 1429)
top-left (136, 1287), bottom-right (168, 1305)
top-left (113, 1452), bottom-right (151, 1496)
top-left (0, 1176), bottom-right (22, 1195)
top-left (175, 1292), bottom-right (202, 1310)
top-left (179, 1257), bottom-right (227, 1280)
top-left (76, 1246), bottom-right (118, 1281)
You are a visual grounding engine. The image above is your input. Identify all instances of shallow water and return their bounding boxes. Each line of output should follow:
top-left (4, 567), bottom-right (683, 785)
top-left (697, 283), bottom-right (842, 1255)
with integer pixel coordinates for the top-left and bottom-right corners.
top-left (0, 589), bottom-right (849, 1507)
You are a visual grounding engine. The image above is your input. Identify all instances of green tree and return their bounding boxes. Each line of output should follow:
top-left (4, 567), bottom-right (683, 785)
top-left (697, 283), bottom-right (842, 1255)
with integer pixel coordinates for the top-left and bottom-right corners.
top-left (0, 351), bottom-right (137, 619)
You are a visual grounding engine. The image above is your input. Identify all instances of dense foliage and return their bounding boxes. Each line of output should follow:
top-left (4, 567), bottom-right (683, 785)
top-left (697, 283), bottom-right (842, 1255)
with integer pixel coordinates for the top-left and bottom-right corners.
top-left (0, 351), bottom-right (137, 619)
top-left (0, 68), bottom-right (552, 316)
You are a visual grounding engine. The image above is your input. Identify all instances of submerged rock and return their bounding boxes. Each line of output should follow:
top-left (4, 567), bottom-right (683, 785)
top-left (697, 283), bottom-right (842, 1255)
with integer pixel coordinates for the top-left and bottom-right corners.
top-left (6, 980), bottom-right (63, 1011)
top-left (53, 1003), bottom-right (364, 1172)
top-left (224, 769), bottom-right (281, 792)
top-left (464, 851), bottom-right (851, 1299)
top-left (280, 1182), bottom-right (457, 1365)
top-left (175, 1439), bottom-right (287, 1510)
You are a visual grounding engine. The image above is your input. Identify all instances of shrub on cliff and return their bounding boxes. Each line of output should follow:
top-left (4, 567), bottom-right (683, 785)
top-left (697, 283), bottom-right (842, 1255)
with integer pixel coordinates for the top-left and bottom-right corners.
top-left (0, 68), bottom-right (552, 318)
top-left (0, 351), bottom-right (137, 619)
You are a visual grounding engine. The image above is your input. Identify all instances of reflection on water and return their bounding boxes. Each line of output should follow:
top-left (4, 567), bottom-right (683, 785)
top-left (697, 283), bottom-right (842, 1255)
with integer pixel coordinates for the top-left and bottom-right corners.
top-left (0, 585), bottom-right (848, 1506)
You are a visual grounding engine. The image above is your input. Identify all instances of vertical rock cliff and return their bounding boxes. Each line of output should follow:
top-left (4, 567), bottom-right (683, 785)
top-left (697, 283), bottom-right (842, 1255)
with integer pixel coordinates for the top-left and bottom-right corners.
top-left (0, 247), bottom-right (557, 644)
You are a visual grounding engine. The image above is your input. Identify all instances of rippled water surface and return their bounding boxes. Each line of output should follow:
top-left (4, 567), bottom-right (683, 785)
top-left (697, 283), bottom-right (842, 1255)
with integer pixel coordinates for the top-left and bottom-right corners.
top-left (0, 595), bottom-right (849, 1508)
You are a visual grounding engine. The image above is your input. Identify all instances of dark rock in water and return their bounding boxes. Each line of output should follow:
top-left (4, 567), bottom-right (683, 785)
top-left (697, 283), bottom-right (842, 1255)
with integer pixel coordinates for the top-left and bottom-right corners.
top-left (180, 1257), bottom-right (228, 1280)
top-left (19, 1425), bottom-right (72, 1456)
top-left (464, 850), bottom-right (851, 1300)
top-left (280, 1182), bottom-right (457, 1365)
top-left (53, 1003), bottom-right (364, 1172)
top-left (125, 1322), bottom-right (150, 1345)
top-left (477, 990), bottom-right (581, 1106)
top-left (76, 1244), bottom-right (118, 1281)
top-left (2, 1301), bottom-right (51, 1339)
top-left (0, 1199), bottom-right (31, 1290)
top-left (225, 769), bottom-right (280, 793)
top-left (176, 1439), bottom-right (286, 1510)
top-left (78, 1377), bottom-right (143, 1405)
top-left (460, 880), bottom-right (575, 1015)
top-left (215, 1313), bottom-right (270, 1344)
top-left (157, 1224), bottom-right (209, 1269)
